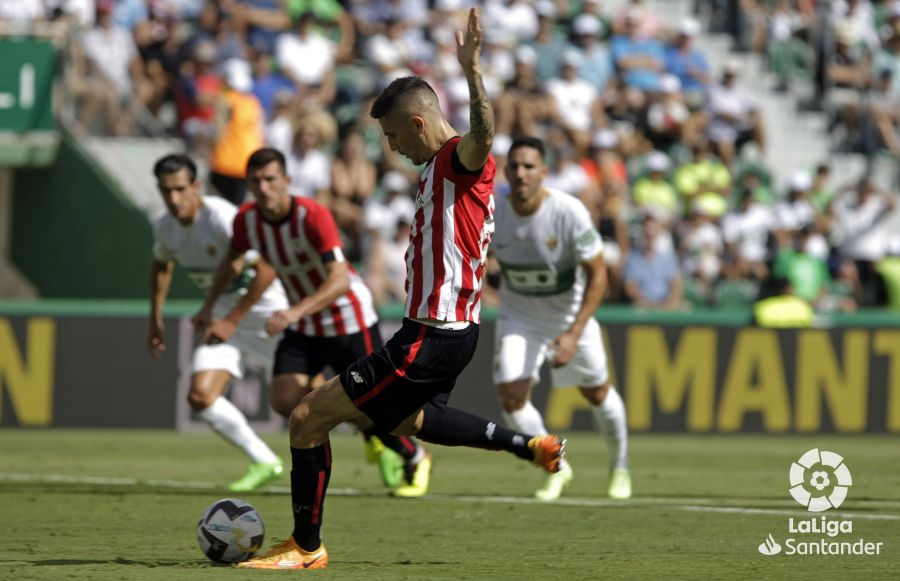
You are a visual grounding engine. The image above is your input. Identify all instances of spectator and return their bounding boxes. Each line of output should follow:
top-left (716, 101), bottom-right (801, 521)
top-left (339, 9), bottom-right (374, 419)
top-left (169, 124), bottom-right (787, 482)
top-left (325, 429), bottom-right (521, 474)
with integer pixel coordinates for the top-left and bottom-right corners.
top-left (610, 7), bottom-right (665, 94)
top-left (706, 60), bottom-right (765, 167)
top-left (678, 201), bottom-right (725, 301)
top-left (633, 151), bottom-right (678, 225)
top-left (674, 139), bottom-right (731, 217)
top-left (569, 13), bottom-right (614, 93)
top-left (623, 214), bottom-right (683, 309)
top-left (176, 40), bottom-right (223, 156)
top-left (364, 170), bottom-right (415, 244)
top-left (831, 178), bottom-right (898, 305)
top-left (251, 48), bottom-right (296, 120)
top-left (546, 50), bottom-right (601, 153)
top-left (80, 0), bottom-right (154, 134)
top-left (0, 0), bottom-right (46, 21)
top-left (722, 188), bottom-right (775, 280)
top-left (209, 58), bottom-right (264, 206)
top-left (773, 170), bottom-right (826, 257)
top-left (527, 0), bottom-right (566, 83)
top-left (773, 225), bottom-right (831, 307)
top-left (286, 120), bottom-right (332, 200)
top-left (275, 12), bottom-right (336, 106)
top-left (753, 277), bottom-right (815, 328)
top-left (495, 46), bottom-right (555, 139)
top-left (665, 17), bottom-right (711, 108)
top-left (264, 88), bottom-right (295, 155)
top-left (644, 74), bottom-right (691, 152)
top-left (237, 0), bottom-right (290, 55)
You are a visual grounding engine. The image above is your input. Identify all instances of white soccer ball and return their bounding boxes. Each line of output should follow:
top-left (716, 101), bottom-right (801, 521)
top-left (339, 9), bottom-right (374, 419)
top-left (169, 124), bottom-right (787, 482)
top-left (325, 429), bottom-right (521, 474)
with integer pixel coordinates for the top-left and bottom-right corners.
top-left (196, 498), bottom-right (265, 563)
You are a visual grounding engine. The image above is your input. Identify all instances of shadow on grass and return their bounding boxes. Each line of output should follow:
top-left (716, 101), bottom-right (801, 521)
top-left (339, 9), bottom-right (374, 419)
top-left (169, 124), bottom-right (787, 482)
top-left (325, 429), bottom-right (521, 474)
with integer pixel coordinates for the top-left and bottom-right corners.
top-left (3, 558), bottom-right (213, 567)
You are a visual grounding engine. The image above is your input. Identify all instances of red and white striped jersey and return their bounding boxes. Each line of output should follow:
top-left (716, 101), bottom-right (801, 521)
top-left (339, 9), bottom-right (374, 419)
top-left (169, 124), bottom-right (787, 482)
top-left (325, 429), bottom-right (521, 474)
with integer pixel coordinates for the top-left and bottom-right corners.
top-left (232, 196), bottom-right (378, 337)
top-left (405, 137), bottom-right (496, 323)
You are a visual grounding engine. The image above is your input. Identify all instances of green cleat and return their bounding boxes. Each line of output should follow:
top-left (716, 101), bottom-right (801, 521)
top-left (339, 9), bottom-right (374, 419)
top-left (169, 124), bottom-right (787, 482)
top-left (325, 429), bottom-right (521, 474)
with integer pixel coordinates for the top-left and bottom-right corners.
top-left (535, 462), bottom-right (574, 501)
top-left (227, 461), bottom-right (284, 492)
top-left (378, 448), bottom-right (405, 488)
top-left (392, 453), bottom-right (432, 498)
top-left (364, 435), bottom-right (386, 464)
top-left (364, 436), bottom-right (404, 487)
top-left (608, 467), bottom-right (632, 500)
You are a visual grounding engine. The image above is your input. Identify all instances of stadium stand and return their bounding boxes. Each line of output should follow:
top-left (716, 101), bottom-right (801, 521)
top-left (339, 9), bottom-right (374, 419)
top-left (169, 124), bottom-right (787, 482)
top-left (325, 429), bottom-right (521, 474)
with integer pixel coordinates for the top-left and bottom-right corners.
top-left (3, 0), bottom-right (899, 312)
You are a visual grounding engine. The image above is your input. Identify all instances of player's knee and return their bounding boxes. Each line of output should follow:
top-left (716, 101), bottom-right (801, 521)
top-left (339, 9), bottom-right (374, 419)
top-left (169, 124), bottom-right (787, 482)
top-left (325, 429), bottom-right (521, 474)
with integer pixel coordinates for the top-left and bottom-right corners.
top-left (271, 392), bottom-right (298, 418)
top-left (497, 385), bottom-right (529, 412)
top-left (187, 389), bottom-right (215, 412)
top-left (579, 383), bottom-right (610, 406)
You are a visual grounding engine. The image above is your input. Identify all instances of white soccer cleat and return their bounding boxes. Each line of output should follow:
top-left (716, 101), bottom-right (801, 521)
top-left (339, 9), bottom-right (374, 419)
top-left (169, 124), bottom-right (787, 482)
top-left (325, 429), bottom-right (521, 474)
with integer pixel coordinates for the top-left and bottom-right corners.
top-left (535, 462), bottom-right (574, 501)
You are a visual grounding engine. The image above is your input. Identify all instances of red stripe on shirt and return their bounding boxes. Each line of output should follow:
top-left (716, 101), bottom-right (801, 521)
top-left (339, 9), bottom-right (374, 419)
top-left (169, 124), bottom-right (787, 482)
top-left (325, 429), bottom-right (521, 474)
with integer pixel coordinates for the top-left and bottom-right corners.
top-left (427, 176), bottom-right (446, 316)
top-left (353, 325), bottom-right (427, 407)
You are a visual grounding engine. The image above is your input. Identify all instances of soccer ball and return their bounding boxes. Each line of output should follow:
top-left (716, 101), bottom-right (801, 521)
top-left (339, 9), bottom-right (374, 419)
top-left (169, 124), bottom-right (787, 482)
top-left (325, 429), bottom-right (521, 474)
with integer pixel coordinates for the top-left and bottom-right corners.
top-left (196, 498), bottom-right (265, 563)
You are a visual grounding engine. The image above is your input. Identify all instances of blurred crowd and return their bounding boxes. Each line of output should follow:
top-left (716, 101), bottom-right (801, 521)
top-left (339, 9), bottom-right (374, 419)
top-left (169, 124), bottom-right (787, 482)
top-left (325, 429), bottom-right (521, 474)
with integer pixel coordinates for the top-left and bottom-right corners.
top-left (3, 0), bottom-right (900, 311)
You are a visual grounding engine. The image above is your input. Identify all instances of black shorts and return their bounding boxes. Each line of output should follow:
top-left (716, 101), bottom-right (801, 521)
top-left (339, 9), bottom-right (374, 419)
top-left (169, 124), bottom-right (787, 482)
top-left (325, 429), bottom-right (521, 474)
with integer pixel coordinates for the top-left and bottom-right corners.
top-left (273, 325), bottom-right (383, 378)
top-left (340, 319), bottom-right (479, 431)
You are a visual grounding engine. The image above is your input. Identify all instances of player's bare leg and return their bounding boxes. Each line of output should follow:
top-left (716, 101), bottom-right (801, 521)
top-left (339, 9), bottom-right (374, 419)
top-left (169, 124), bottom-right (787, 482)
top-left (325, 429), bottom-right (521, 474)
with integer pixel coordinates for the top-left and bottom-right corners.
top-left (188, 370), bottom-right (282, 491)
top-left (271, 373), bottom-right (413, 489)
top-left (498, 379), bottom-right (573, 500)
top-left (580, 383), bottom-right (631, 499)
top-left (238, 377), bottom-right (364, 569)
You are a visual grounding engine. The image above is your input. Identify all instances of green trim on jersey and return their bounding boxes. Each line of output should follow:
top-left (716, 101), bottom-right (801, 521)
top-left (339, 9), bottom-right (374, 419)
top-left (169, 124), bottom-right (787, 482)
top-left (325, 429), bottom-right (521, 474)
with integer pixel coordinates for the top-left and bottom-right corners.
top-left (185, 267), bottom-right (254, 294)
top-left (499, 261), bottom-right (577, 296)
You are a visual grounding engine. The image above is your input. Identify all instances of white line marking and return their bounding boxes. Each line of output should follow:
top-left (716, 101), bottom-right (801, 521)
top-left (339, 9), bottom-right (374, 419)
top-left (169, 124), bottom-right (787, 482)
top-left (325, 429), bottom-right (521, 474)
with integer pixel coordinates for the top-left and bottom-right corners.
top-left (2, 473), bottom-right (899, 521)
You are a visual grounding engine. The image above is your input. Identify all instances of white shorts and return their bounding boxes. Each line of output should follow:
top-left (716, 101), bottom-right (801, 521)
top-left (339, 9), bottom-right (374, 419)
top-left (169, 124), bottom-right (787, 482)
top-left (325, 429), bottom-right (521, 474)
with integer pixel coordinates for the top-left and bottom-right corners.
top-left (493, 316), bottom-right (609, 388)
top-left (192, 307), bottom-right (278, 379)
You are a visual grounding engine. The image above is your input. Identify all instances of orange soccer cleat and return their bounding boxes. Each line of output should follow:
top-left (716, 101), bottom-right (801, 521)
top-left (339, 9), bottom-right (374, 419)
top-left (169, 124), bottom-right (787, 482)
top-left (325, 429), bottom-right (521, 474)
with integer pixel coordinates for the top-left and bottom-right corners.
top-left (235, 537), bottom-right (328, 570)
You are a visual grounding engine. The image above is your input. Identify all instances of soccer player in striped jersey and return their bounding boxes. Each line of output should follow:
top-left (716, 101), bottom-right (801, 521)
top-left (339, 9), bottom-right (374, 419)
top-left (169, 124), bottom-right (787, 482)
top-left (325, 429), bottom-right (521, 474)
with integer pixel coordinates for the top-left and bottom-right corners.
top-left (493, 137), bottom-right (631, 501)
top-left (237, 7), bottom-right (564, 570)
top-left (198, 147), bottom-right (430, 496)
top-left (149, 154), bottom-right (286, 492)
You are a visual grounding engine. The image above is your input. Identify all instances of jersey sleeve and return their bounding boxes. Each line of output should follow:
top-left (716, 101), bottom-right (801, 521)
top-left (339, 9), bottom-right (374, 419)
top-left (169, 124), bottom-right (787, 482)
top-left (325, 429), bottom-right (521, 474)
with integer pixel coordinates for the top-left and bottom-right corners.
top-left (303, 201), bottom-right (343, 256)
top-left (151, 216), bottom-right (174, 262)
top-left (569, 201), bottom-right (604, 262)
top-left (231, 209), bottom-right (251, 253)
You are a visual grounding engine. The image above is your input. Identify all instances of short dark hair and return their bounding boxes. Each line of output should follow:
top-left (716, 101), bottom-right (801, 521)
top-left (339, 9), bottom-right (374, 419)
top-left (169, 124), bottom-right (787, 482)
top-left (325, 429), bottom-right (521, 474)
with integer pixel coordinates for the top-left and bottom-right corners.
top-left (246, 147), bottom-right (287, 174)
top-left (153, 154), bottom-right (197, 182)
top-left (508, 136), bottom-right (546, 159)
top-left (370, 76), bottom-right (437, 119)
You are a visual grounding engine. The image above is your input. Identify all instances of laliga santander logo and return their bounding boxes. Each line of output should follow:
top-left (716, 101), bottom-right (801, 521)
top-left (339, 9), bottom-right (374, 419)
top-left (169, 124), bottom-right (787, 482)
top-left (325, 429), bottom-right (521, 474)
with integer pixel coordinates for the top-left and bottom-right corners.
top-left (789, 449), bottom-right (852, 512)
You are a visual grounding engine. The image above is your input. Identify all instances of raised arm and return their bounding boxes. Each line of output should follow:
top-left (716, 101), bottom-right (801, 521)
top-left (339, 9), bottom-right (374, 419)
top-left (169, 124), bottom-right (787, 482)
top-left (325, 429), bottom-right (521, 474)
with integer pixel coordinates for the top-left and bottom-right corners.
top-left (455, 7), bottom-right (494, 171)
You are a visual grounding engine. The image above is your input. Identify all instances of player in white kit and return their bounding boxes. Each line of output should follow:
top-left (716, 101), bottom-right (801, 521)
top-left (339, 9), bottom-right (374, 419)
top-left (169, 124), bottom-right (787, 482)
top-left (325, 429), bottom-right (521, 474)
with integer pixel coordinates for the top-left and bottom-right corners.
top-left (493, 137), bottom-right (631, 500)
top-left (148, 154), bottom-right (288, 492)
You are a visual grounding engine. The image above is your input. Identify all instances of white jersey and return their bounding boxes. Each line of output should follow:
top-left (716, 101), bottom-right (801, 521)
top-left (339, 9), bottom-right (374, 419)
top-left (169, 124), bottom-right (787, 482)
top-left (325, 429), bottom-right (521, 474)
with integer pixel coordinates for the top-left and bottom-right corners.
top-left (152, 196), bottom-right (289, 319)
top-left (492, 187), bottom-right (603, 330)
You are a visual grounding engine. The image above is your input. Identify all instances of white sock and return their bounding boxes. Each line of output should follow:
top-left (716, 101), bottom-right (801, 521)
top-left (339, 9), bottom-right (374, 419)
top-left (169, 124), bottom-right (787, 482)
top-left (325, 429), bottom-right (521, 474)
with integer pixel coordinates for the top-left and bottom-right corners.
top-left (590, 386), bottom-right (628, 471)
top-left (503, 401), bottom-right (571, 471)
top-left (502, 401), bottom-right (547, 436)
top-left (198, 397), bottom-right (279, 465)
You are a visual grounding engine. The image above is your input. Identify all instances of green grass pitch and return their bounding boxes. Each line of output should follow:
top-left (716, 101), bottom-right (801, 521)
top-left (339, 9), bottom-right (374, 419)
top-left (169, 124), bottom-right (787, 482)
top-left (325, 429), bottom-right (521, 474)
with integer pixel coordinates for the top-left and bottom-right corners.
top-left (1, 430), bottom-right (898, 580)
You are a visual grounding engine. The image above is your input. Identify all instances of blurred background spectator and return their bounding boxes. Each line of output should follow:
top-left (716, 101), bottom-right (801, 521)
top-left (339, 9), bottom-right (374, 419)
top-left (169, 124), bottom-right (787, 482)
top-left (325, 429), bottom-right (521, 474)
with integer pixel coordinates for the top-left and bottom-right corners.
top-left (16, 0), bottom-right (898, 313)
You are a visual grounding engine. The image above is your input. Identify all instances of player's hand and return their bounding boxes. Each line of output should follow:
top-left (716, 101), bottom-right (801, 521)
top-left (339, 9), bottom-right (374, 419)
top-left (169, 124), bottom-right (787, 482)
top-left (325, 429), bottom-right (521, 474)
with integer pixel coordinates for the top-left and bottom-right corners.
top-left (204, 318), bottom-right (237, 345)
top-left (266, 306), bottom-right (302, 337)
top-left (456, 6), bottom-right (483, 74)
top-left (148, 322), bottom-right (166, 360)
top-left (549, 331), bottom-right (578, 368)
top-left (191, 306), bottom-right (213, 332)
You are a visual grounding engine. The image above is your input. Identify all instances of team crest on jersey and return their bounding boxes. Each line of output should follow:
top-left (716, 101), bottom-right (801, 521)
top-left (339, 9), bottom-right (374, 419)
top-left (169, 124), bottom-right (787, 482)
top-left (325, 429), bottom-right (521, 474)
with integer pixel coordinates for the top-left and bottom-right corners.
top-left (546, 236), bottom-right (558, 251)
top-left (205, 244), bottom-right (217, 257)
